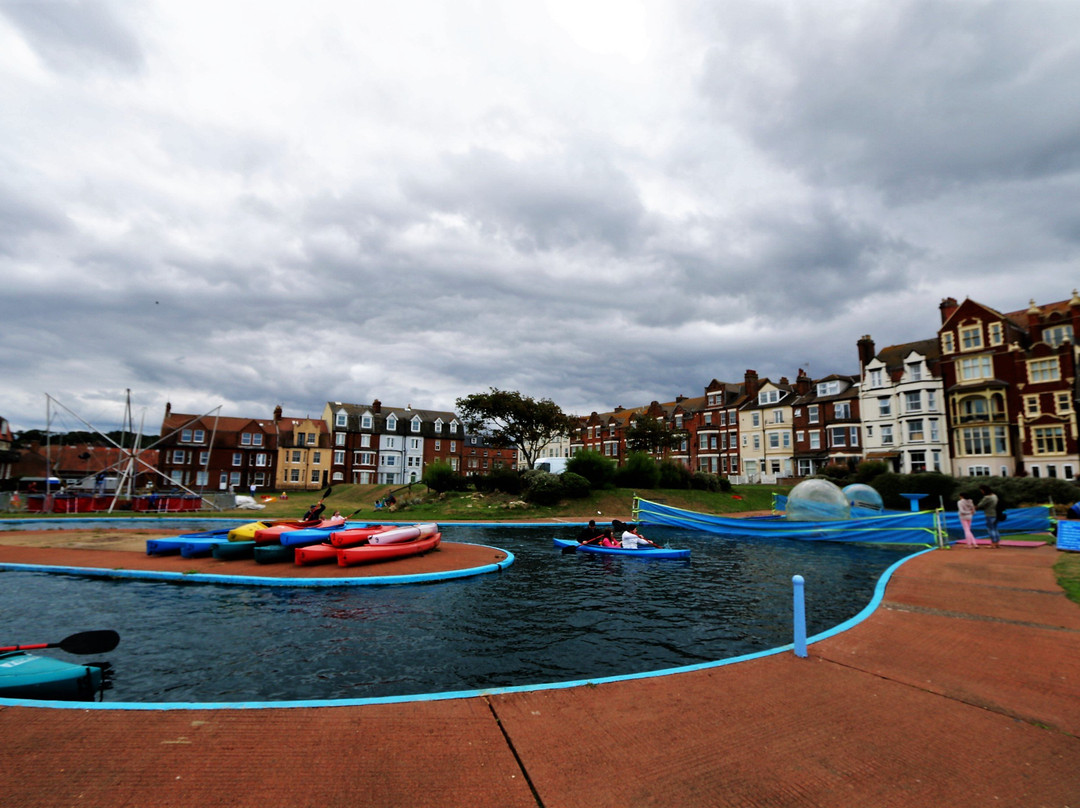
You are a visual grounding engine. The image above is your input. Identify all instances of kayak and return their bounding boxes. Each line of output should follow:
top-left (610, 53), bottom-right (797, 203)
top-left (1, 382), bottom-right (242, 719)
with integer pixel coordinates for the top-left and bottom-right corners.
top-left (327, 525), bottom-right (394, 548)
top-left (212, 540), bottom-right (255, 560)
top-left (253, 544), bottom-right (295, 564)
top-left (277, 517), bottom-right (351, 546)
top-left (338, 533), bottom-right (441, 566)
top-left (367, 523), bottom-right (439, 545)
top-left (0, 651), bottom-right (108, 701)
top-left (228, 520), bottom-right (276, 542)
top-left (257, 516), bottom-right (347, 544)
top-left (294, 543), bottom-right (339, 566)
top-left (552, 538), bottom-right (691, 560)
top-left (146, 527), bottom-right (232, 556)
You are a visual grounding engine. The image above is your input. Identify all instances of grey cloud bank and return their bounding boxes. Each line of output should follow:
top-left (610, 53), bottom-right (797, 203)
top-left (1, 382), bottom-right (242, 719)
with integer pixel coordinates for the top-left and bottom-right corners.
top-left (1, 0), bottom-right (1077, 434)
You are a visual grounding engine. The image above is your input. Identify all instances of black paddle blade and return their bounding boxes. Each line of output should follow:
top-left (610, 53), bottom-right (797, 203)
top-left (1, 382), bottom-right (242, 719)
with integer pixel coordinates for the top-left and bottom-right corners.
top-left (322, 485), bottom-right (334, 499)
top-left (59, 630), bottom-right (120, 655)
top-left (561, 545), bottom-right (579, 554)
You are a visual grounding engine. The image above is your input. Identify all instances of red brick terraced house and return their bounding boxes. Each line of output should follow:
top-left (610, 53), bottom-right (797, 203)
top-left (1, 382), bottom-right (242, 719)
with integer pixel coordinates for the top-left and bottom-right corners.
top-left (791, 371), bottom-right (862, 478)
top-left (938, 293), bottom-right (1080, 479)
top-left (697, 380), bottom-right (744, 477)
top-left (158, 404), bottom-right (278, 493)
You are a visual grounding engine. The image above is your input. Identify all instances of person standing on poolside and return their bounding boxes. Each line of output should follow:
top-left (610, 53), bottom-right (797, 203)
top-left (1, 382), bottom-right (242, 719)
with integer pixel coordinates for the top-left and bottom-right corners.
top-left (976, 485), bottom-right (1000, 548)
top-left (957, 492), bottom-right (978, 548)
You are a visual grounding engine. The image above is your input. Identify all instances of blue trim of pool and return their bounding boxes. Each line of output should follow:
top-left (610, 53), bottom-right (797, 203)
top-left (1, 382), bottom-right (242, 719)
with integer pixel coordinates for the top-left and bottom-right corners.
top-left (0, 540), bottom-right (933, 711)
top-left (0, 544), bottom-right (514, 588)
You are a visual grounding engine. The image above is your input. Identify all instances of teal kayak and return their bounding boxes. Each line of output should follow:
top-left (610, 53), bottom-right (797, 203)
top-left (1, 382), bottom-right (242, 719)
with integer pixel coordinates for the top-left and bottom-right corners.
top-left (553, 538), bottom-right (690, 560)
top-left (0, 651), bottom-right (108, 701)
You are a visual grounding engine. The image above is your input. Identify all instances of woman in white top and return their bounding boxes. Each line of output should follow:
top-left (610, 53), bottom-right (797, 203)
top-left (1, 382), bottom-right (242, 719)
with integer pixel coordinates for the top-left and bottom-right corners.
top-left (621, 528), bottom-right (655, 549)
top-left (957, 493), bottom-right (978, 548)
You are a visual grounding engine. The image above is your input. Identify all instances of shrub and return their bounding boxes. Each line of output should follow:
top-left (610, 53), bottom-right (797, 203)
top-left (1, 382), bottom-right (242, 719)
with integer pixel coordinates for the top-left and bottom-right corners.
top-left (657, 459), bottom-right (692, 489)
top-left (559, 471), bottom-right (591, 498)
top-left (614, 452), bottom-right (660, 489)
top-left (854, 461), bottom-right (889, 484)
top-left (870, 472), bottom-right (959, 511)
top-left (487, 467), bottom-right (523, 495)
top-left (523, 471), bottom-right (564, 505)
top-left (422, 461), bottom-right (458, 494)
top-left (566, 450), bottom-right (616, 489)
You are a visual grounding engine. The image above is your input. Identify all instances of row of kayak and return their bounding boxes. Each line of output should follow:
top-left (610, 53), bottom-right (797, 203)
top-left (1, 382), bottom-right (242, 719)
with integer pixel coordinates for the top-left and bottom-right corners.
top-left (146, 522), bottom-right (442, 567)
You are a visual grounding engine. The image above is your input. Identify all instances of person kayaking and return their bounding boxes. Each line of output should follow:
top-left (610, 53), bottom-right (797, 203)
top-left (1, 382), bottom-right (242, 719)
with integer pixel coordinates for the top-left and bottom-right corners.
top-left (577, 520), bottom-right (602, 544)
top-left (620, 526), bottom-right (656, 550)
top-left (303, 499), bottom-right (326, 521)
top-left (599, 530), bottom-right (620, 548)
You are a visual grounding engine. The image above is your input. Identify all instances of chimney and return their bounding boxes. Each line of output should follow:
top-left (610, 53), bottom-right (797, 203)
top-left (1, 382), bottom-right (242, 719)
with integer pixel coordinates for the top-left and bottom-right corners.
top-left (164, 402), bottom-right (171, 417)
top-left (372, 399), bottom-right (381, 413)
top-left (795, 368), bottom-right (812, 396)
top-left (1026, 298), bottom-right (1042, 332)
top-left (273, 405), bottom-right (282, 421)
top-left (857, 334), bottom-right (876, 369)
top-left (744, 369), bottom-right (759, 398)
top-left (779, 376), bottom-right (789, 386)
top-left (676, 394), bottom-right (686, 403)
top-left (614, 406), bottom-right (624, 413)
top-left (939, 297), bottom-right (959, 324)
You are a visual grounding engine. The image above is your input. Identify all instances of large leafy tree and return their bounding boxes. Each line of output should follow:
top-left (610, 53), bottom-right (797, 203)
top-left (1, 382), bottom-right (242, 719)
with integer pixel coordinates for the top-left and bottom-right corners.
top-left (455, 388), bottom-right (577, 470)
top-left (624, 414), bottom-right (687, 456)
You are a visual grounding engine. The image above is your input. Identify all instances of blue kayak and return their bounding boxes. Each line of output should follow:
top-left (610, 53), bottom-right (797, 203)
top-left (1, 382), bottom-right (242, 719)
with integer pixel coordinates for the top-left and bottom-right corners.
top-left (0, 651), bottom-right (107, 701)
top-left (553, 538), bottom-right (690, 560)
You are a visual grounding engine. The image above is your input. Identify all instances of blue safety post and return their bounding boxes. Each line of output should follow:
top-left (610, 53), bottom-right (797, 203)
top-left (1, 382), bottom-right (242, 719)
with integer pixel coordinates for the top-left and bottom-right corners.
top-left (793, 575), bottom-right (807, 658)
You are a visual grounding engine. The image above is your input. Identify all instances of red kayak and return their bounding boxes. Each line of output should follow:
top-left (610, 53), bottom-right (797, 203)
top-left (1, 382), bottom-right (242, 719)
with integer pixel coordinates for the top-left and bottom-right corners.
top-left (337, 533), bottom-right (441, 567)
top-left (294, 543), bottom-right (339, 566)
top-left (328, 525), bottom-right (395, 548)
top-left (254, 516), bottom-right (347, 545)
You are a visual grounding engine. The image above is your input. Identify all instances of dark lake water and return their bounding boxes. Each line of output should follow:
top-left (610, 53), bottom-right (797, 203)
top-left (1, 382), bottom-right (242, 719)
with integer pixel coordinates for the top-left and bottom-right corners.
top-left (0, 523), bottom-right (913, 703)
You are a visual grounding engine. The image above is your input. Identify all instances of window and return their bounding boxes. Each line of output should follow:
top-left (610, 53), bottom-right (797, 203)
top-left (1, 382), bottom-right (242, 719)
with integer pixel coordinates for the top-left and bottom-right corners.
top-left (960, 426), bottom-right (1007, 455)
top-left (232, 452), bottom-right (242, 466)
top-left (450, 421), bottom-right (459, 433)
top-left (929, 419), bottom-right (940, 442)
top-left (410, 438), bottom-right (420, 450)
top-left (1057, 393), bottom-right (1073, 414)
top-left (941, 332), bottom-right (955, 353)
top-left (335, 432), bottom-right (345, 446)
top-left (968, 465), bottom-right (991, 477)
top-left (910, 450), bottom-right (926, 472)
top-left (907, 419), bottom-right (924, 442)
top-left (361, 414), bottom-right (373, 429)
top-left (752, 412), bottom-right (760, 427)
top-left (878, 397), bottom-right (891, 416)
top-left (773, 410), bottom-right (784, 424)
top-left (849, 427), bottom-right (859, 446)
top-left (817, 381), bottom-right (840, 396)
top-left (960, 396), bottom-right (988, 422)
top-left (807, 405), bottom-right (819, 424)
top-left (753, 435), bottom-right (760, 450)
top-left (881, 425), bottom-right (893, 445)
top-left (384, 456), bottom-right (397, 466)
top-left (904, 391), bottom-right (922, 412)
top-left (927, 390), bottom-right (937, 411)
top-left (829, 427), bottom-right (847, 447)
top-left (255, 453), bottom-right (267, 467)
top-left (1044, 324), bottom-right (1074, 348)
top-left (241, 433), bottom-right (252, 446)
top-left (809, 431), bottom-right (820, 449)
top-left (783, 432), bottom-right (791, 448)
top-left (252, 433), bottom-right (263, 446)
top-left (335, 411), bottom-right (347, 428)
top-left (333, 450), bottom-right (345, 464)
top-left (1033, 426), bottom-right (1066, 454)
top-left (1025, 396), bottom-right (1040, 416)
top-left (386, 416), bottom-right (397, 431)
top-left (312, 451), bottom-right (321, 464)
top-left (758, 390), bottom-right (781, 405)
top-left (719, 412), bottom-right (726, 426)
top-left (868, 369), bottom-right (883, 388)
top-left (769, 433), bottom-right (779, 449)
top-left (703, 412), bottom-right (712, 425)
top-left (960, 325), bottom-right (983, 350)
top-left (434, 440), bottom-right (441, 450)
top-left (958, 355), bottom-right (993, 381)
top-left (171, 450), bottom-right (185, 464)
top-left (306, 433), bottom-right (316, 445)
top-left (296, 432), bottom-right (306, 446)
top-left (230, 472), bottom-right (240, 487)
top-left (450, 441), bottom-right (456, 452)
top-left (906, 362), bottom-right (922, 381)
top-left (199, 451), bottom-right (209, 465)
top-left (411, 417), bottom-right (421, 433)
top-left (181, 429), bottom-right (192, 442)
top-left (834, 401), bottom-right (850, 419)
top-left (361, 434), bottom-right (371, 448)
top-left (988, 322), bottom-right (1003, 345)
top-left (1028, 358), bottom-right (1061, 383)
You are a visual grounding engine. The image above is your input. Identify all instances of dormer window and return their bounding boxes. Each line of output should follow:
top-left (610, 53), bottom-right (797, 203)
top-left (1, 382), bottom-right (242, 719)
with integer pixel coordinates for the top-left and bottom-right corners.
top-left (335, 410), bottom-right (348, 428)
top-left (758, 389), bottom-right (781, 405)
top-left (386, 415), bottom-right (397, 431)
top-left (411, 416), bottom-right (422, 433)
top-left (941, 332), bottom-right (955, 353)
top-left (361, 414), bottom-right (373, 430)
top-left (817, 381), bottom-right (840, 397)
top-left (960, 324), bottom-right (983, 351)
top-left (435, 419), bottom-right (444, 433)
top-left (450, 421), bottom-right (459, 433)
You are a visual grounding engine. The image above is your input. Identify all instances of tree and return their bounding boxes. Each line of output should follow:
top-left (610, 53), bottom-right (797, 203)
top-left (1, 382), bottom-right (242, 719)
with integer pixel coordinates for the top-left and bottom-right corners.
top-left (455, 388), bottom-right (577, 470)
top-left (624, 415), bottom-right (687, 455)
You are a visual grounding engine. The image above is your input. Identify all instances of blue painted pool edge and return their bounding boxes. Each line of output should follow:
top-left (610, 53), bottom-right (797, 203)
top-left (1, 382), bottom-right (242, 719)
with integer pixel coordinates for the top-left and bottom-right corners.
top-left (0, 545), bottom-right (933, 712)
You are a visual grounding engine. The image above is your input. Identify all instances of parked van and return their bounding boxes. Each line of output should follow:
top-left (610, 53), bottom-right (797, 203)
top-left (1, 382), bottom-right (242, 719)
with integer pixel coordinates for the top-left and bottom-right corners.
top-left (536, 457), bottom-right (569, 474)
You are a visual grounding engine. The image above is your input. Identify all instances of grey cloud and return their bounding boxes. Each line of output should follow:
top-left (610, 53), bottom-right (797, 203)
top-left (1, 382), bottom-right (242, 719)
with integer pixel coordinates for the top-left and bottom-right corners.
top-left (1, 0), bottom-right (145, 74)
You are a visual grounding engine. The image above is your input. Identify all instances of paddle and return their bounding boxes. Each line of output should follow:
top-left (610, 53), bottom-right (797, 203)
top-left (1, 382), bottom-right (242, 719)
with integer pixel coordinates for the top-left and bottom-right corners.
top-left (0, 629), bottom-right (120, 656)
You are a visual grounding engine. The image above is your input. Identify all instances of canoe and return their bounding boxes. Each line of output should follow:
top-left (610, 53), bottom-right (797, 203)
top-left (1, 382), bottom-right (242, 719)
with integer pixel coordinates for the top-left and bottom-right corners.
top-left (294, 543), bottom-right (339, 566)
top-left (253, 544), bottom-right (295, 564)
top-left (212, 540), bottom-right (255, 560)
top-left (180, 539), bottom-right (226, 558)
top-left (552, 538), bottom-right (690, 560)
top-left (0, 651), bottom-right (107, 701)
top-left (146, 528), bottom-right (232, 556)
top-left (338, 533), bottom-right (441, 566)
top-left (228, 520), bottom-right (276, 542)
top-left (327, 525), bottom-right (394, 548)
top-left (277, 517), bottom-right (351, 547)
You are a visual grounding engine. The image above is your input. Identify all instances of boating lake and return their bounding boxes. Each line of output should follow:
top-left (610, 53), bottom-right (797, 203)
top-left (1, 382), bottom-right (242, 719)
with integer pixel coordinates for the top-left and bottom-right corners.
top-left (0, 523), bottom-right (914, 703)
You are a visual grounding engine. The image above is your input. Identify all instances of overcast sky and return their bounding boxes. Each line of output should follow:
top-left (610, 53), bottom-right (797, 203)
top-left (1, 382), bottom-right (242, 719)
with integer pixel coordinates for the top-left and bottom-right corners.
top-left (3, 0), bottom-right (1079, 435)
